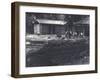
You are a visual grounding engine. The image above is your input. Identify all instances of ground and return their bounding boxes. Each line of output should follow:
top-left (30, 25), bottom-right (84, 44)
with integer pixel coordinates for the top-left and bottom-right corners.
top-left (26, 38), bottom-right (89, 67)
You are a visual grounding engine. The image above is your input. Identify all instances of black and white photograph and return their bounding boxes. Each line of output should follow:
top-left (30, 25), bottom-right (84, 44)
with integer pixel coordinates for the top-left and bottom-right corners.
top-left (26, 13), bottom-right (90, 67)
top-left (11, 2), bottom-right (97, 78)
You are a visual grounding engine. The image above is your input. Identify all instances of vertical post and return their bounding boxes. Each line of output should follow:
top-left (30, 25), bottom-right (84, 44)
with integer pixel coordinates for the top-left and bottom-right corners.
top-left (34, 24), bottom-right (41, 34)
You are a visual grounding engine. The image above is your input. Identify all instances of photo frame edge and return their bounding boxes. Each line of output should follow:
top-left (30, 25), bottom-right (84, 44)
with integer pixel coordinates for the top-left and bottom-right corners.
top-left (11, 2), bottom-right (98, 78)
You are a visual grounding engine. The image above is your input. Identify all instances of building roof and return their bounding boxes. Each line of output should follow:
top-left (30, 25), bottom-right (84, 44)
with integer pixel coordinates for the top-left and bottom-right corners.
top-left (32, 19), bottom-right (67, 25)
